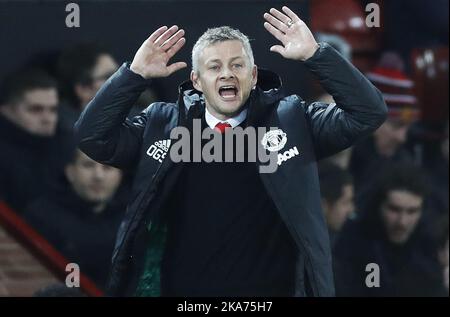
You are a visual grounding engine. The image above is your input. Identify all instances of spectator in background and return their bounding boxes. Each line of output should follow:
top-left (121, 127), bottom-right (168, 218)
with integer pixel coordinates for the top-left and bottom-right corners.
top-left (24, 149), bottom-right (126, 290)
top-left (57, 44), bottom-right (119, 133)
top-left (318, 162), bottom-right (355, 248)
top-left (334, 164), bottom-right (445, 296)
top-left (0, 68), bottom-right (70, 212)
top-left (57, 43), bottom-right (161, 130)
top-left (350, 52), bottom-right (420, 198)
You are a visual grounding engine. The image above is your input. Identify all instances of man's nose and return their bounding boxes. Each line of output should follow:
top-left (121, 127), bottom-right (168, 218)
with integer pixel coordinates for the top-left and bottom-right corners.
top-left (92, 165), bottom-right (106, 179)
top-left (41, 110), bottom-right (57, 125)
top-left (397, 211), bottom-right (410, 227)
top-left (220, 67), bottom-right (234, 79)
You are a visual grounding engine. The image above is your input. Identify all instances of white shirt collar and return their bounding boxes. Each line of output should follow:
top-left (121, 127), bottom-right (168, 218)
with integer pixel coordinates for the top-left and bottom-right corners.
top-left (204, 107), bottom-right (248, 129)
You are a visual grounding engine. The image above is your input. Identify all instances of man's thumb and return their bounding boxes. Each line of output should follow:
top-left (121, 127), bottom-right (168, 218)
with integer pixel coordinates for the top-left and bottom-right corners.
top-left (270, 45), bottom-right (285, 57)
top-left (167, 62), bottom-right (188, 75)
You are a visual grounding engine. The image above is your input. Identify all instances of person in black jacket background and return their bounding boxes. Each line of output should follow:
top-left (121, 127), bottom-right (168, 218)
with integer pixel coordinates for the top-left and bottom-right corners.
top-left (24, 149), bottom-right (126, 290)
top-left (74, 6), bottom-right (387, 296)
top-left (334, 164), bottom-right (446, 296)
top-left (56, 43), bottom-right (119, 134)
top-left (318, 162), bottom-right (355, 249)
top-left (0, 68), bottom-right (71, 213)
top-left (350, 53), bottom-right (421, 201)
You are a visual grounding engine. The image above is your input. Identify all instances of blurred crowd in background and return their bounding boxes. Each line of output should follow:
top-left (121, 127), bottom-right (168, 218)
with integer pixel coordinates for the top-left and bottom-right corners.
top-left (0, 0), bottom-right (448, 296)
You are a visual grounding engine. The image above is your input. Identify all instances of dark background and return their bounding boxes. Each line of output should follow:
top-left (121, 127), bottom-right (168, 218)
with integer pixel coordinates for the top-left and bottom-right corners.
top-left (0, 0), bottom-right (312, 102)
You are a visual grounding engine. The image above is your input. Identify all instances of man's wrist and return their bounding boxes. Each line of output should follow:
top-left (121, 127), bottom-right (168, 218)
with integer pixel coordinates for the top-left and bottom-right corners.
top-left (302, 43), bottom-right (321, 61)
top-left (128, 63), bottom-right (147, 79)
top-left (121, 62), bottom-right (152, 86)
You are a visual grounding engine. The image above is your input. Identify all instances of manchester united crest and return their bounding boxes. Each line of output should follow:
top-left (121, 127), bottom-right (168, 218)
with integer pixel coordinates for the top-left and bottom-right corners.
top-left (261, 129), bottom-right (287, 152)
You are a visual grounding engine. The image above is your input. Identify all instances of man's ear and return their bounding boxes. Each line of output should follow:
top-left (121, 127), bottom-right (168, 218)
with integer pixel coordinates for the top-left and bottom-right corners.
top-left (190, 71), bottom-right (203, 92)
top-left (251, 65), bottom-right (258, 88)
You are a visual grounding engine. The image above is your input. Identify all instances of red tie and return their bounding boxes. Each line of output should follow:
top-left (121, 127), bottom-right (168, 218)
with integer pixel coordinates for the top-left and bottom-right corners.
top-left (214, 122), bottom-right (232, 133)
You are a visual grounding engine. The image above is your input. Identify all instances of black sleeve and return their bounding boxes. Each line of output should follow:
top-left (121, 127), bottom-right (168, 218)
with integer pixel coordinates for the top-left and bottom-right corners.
top-left (302, 43), bottom-right (388, 159)
top-left (74, 63), bottom-right (152, 170)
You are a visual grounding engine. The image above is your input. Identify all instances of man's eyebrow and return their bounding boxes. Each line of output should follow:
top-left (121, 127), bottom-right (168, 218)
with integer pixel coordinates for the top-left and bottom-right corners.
top-left (206, 56), bottom-right (245, 63)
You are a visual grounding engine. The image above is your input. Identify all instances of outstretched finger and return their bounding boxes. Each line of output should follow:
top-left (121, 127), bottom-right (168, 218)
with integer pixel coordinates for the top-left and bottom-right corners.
top-left (264, 22), bottom-right (286, 45)
top-left (263, 13), bottom-right (289, 34)
top-left (148, 26), bottom-right (168, 43)
top-left (269, 8), bottom-right (291, 24)
top-left (155, 25), bottom-right (179, 46)
top-left (166, 37), bottom-right (186, 59)
top-left (161, 29), bottom-right (185, 51)
top-left (282, 6), bottom-right (301, 23)
top-left (167, 61), bottom-right (188, 75)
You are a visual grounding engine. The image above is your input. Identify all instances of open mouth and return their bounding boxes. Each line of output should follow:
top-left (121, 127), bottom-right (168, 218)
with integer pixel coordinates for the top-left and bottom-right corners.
top-left (218, 85), bottom-right (238, 100)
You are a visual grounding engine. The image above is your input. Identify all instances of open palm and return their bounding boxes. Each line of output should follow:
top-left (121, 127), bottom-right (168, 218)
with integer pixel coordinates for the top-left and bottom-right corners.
top-left (130, 25), bottom-right (187, 79)
top-left (263, 6), bottom-right (319, 61)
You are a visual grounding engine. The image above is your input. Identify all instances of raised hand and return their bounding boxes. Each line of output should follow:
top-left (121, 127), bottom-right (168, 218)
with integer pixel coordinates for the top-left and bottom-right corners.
top-left (263, 6), bottom-right (319, 61)
top-left (130, 25), bottom-right (187, 79)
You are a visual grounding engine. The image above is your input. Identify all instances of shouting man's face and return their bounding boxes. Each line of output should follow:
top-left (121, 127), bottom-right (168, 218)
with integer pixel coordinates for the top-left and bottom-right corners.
top-left (191, 40), bottom-right (257, 120)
